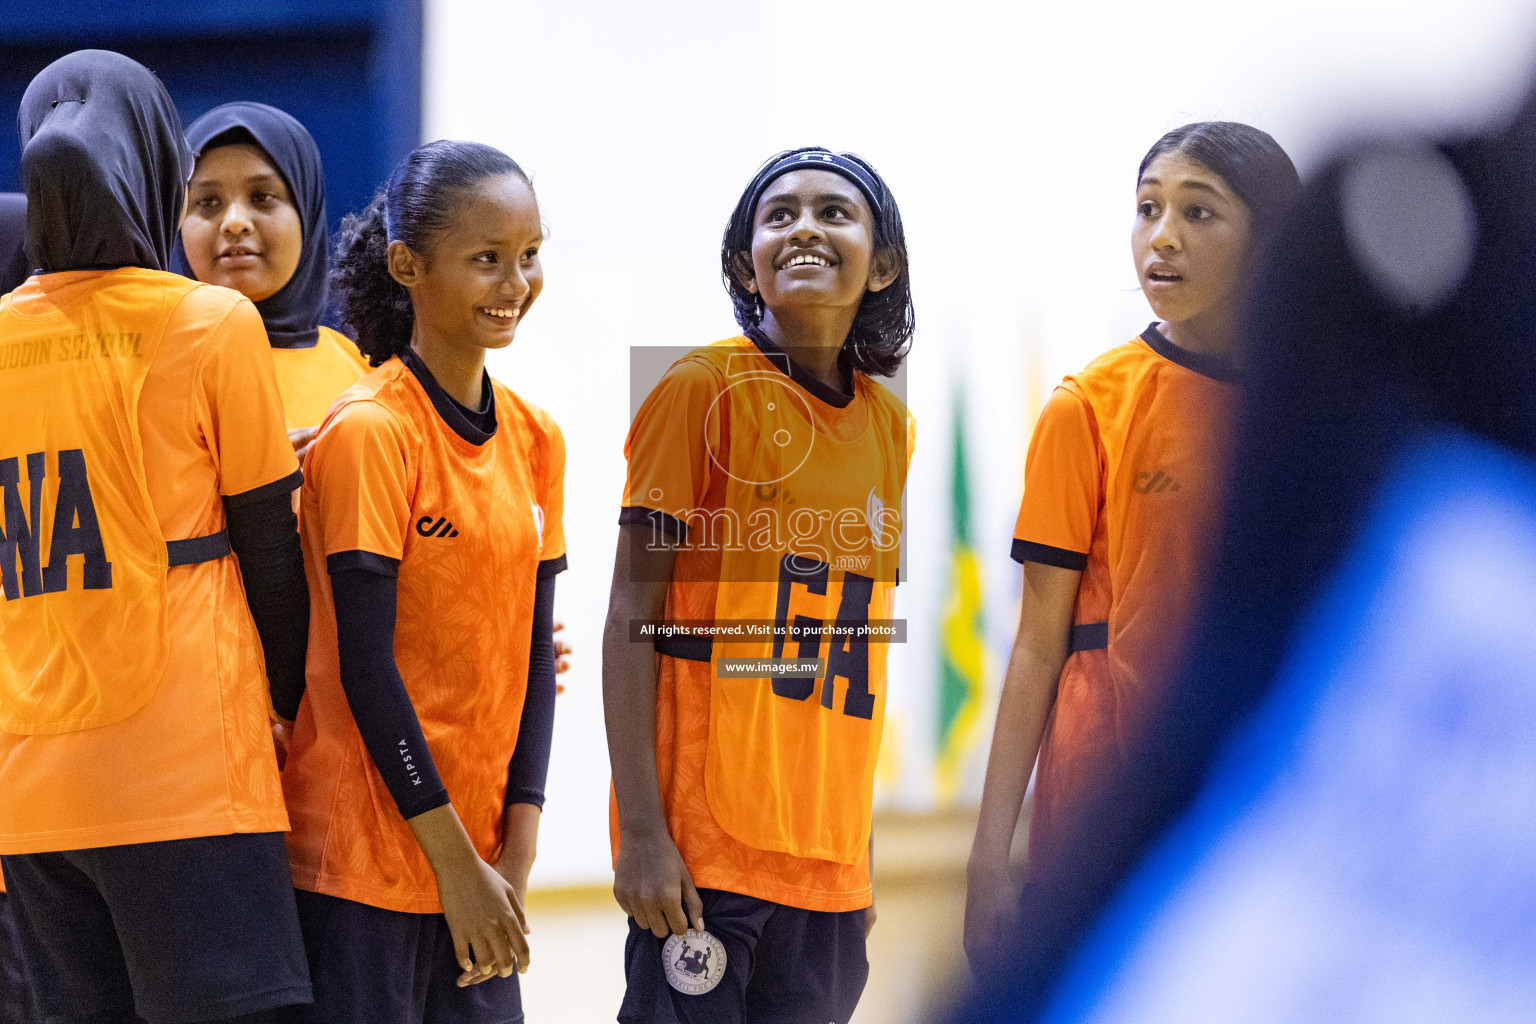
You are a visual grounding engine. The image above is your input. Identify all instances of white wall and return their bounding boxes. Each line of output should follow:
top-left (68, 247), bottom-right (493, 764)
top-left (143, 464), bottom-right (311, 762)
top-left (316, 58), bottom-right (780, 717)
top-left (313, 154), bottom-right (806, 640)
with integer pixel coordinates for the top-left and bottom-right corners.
top-left (423, 0), bottom-right (1536, 887)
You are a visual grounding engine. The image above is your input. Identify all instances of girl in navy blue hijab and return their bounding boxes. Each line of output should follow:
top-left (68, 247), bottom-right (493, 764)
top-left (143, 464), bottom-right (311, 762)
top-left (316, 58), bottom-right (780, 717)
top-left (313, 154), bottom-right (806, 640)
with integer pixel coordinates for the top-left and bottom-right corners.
top-left (174, 102), bottom-right (369, 450)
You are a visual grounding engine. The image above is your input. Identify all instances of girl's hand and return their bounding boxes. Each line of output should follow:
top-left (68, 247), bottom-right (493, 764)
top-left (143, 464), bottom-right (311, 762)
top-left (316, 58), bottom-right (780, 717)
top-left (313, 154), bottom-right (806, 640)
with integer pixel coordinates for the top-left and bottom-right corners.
top-left (270, 719), bottom-right (293, 771)
top-left (963, 860), bottom-right (1019, 973)
top-left (288, 425), bottom-right (319, 462)
top-left (613, 828), bottom-right (705, 939)
top-left (554, 621), bottom-right (572, 693)
top-left (407, 804), bottom-right (529, 983)
top-left (458, 802), bottom-right (540, 986)
top-left (437, 856), bottom-right (530, 986)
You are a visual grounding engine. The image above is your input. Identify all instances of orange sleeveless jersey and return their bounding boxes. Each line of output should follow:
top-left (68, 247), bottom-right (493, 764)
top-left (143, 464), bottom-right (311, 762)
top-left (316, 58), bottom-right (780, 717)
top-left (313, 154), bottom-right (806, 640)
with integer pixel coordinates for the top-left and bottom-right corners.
top-left (1012, 325), bottom-right (1234, 865)
top-left (270, 325), bottom-right (370, 431)
top-left (0, 268), bottom-right (300, 855)
top-left (613, 336), bottom-right (913, 913)
top-left (282, 356), bottom-right (566, 914)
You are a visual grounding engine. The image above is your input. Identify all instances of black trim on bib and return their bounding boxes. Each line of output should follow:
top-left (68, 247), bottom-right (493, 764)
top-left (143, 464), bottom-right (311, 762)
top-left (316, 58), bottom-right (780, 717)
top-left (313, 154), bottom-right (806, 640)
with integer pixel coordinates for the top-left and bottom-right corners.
top-left (537, 554), bottom-right (568, 579)
top-left (744, 326), bottom-right (855, 409)
top-left (619, 506), bottom-right (688, 543)
top-left (326, 549), bottom-right (401, 578)
top-left (1011, 538), bottom-right (1089, 571)
top-left (165, 530), bottom-right (231, 567)
top-left (1068, 621), bottom-right (1109, 653)
top-left (656, 637), bottom-right (712, 662)
top-left (224, 468), bottom-right (304, 508)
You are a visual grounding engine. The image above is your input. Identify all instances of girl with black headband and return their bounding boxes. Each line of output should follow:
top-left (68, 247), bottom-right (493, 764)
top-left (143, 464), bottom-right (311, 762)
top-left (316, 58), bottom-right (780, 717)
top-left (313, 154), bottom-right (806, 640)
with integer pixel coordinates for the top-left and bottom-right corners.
top-left (174, 102), bottom-right (369, 461)
top-left (964, 122), bottom-right (1300, 972)
top-left (0, 51), bottom-right (311, 1023)
top-left (604, 146), bottom-right (915, 1023)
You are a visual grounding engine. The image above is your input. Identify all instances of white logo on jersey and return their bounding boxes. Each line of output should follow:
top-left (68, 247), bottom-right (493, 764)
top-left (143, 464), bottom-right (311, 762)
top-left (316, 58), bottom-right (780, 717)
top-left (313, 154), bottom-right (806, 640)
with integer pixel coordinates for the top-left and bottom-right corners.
top-left (531, 502), bottom-right (545, 552)
top-left (662, 929), bottom-right (727, 996)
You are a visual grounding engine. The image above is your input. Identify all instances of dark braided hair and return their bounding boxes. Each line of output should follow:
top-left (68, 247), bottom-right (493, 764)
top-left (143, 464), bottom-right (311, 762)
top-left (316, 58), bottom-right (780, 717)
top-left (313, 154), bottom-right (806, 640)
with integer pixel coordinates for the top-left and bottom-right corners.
top-left (333, 140), bottom-right (528, 366)
top-left (1138, 122), bottom-right (1301, 245)
top-left (721, 146), bottom-right (914, 378)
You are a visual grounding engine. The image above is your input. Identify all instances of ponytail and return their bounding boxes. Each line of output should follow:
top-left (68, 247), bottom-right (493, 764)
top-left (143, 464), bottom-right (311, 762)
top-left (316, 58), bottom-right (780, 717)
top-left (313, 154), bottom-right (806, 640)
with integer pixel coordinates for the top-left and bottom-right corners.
top-left (333, 194), bottom-right (413, 365)
top-left (331, 139), bottom-right (528, 367)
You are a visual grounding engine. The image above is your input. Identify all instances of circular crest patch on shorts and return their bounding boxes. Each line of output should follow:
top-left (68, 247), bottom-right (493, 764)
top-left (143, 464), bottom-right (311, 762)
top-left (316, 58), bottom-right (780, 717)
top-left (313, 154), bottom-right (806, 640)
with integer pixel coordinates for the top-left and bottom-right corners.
top-left (662, 928), bottom-right (727, 995)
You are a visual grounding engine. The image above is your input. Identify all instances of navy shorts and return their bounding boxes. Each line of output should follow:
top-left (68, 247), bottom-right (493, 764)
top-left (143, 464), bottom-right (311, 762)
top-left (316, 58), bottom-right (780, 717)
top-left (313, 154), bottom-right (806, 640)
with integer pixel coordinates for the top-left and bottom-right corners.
top-left (284, 889), bottom-right (522, 1024)
top-left (619, 888), bottom-right (869, 1024)
top-left (0, 890), bottom-right (41, 1023)
top-left (0, 831), bottom-right (310, 1024)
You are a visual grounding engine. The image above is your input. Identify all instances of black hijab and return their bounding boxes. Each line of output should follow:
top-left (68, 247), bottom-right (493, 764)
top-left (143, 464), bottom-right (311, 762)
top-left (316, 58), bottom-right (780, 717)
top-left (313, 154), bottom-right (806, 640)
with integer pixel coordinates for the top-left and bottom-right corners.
top-left (18, 50), bottom-right (190, 274)
top-left (171, 102), bottom-right (329, 348)
top-left (0, 194), bottom-right (30, 292)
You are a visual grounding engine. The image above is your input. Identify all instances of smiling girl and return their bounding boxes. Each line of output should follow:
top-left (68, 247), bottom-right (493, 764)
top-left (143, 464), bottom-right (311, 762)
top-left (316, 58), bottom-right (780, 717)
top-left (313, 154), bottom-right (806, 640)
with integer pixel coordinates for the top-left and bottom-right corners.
top-left (604, 147), bottom-right (915, 1024)
top-left (278, 141), bottom-right (565, 1023)
top-left (174, 103), bottom-right (369, 460)
top-left (963, 122), bottom-right (1300, 970)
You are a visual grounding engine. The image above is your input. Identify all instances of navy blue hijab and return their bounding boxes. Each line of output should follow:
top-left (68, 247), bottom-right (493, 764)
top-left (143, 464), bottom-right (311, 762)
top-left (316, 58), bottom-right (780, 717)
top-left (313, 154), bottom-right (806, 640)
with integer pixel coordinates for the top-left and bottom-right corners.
top-left (172, 102), bottom-right (329, 348)
top-left (18, 50), bottom-right (191, 274)
top-left (0, 194), bottom-right (30, 292)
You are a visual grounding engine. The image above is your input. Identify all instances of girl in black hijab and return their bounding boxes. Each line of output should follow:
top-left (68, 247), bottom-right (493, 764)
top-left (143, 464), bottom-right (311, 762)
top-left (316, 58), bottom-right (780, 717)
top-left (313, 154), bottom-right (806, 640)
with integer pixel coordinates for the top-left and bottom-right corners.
top-left (18, 53), bottom-right (190, 273)
top-left (0, 50), bottom-right (312, 1024)
top-left (174, 102), bottom-right (369, 457)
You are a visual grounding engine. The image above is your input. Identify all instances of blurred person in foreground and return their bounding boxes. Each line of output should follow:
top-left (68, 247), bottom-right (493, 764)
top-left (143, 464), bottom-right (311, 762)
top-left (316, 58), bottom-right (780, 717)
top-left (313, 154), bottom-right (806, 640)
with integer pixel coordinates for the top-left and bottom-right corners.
top-left (965, 123), bottom-right (1299, 971)
top-left (952, 81), bottom-right (1536, 1024)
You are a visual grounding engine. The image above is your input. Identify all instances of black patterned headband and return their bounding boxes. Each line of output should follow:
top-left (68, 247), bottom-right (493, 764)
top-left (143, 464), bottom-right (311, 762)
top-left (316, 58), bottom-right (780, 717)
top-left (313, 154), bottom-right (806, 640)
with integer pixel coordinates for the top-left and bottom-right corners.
top-left (745, 150), bottom-right (885, 219)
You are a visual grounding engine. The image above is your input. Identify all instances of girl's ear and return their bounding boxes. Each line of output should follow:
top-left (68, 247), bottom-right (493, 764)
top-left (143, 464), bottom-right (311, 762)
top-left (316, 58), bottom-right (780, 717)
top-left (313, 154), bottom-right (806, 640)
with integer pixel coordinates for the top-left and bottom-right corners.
top-left (866, 248), bottom-right (900, 294)
top-left (732, 251), bottom-right (758, 295)
top-left (387, 239), bottom-right (422, 289)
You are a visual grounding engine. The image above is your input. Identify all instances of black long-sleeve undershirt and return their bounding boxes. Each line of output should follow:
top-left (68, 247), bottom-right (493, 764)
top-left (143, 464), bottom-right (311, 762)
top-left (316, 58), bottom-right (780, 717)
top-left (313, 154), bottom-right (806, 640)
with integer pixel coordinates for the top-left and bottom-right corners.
top-left (330, 562), bottom-right (560, 821)
top-left (223, 479), bottom-right (308, 721)
top-left (330, 565), bottom-right (450, 819)
top-left (506, 568), bottom-right (558, 809)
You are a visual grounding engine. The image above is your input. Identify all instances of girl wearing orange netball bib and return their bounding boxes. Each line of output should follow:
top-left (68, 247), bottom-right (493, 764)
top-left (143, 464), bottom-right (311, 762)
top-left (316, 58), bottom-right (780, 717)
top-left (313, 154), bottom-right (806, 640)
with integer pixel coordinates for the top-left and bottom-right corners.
top-left (964, 123), bottom-right (1301, 971)
top-left (604, 147), bottom-right (915, 1024)
top-left (0, 194), bottom-right (37, 1024)
top-left (0, 52), bottom-right (312, 1024)
top-left (279, 141), bottom-right (564, 1023)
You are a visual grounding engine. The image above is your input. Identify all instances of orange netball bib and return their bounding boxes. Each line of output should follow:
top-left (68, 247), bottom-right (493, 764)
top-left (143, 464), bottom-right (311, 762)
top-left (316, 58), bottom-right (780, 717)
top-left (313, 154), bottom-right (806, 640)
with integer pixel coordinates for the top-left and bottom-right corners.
top-left (0, 269), bottom-right (202, 734)
top-left (688, 342), bottom-right (909, 865)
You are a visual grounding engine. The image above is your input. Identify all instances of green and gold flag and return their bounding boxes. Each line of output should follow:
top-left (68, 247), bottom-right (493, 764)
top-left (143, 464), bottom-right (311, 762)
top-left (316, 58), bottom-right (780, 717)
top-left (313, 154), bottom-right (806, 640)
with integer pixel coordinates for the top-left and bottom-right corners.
top-left (936, 393), bottom-right (988, 801)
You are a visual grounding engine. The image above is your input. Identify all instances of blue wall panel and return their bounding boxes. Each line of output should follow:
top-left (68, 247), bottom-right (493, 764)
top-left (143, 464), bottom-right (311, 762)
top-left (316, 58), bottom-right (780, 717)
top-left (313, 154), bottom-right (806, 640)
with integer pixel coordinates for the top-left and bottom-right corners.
top-left (0, 0), bottom-right (421, 234)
